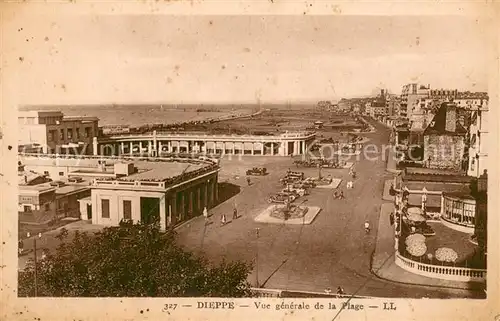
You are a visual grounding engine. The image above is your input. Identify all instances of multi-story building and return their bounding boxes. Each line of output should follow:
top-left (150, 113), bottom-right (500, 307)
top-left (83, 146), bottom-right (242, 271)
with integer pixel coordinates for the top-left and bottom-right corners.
top-left (18, 110), bottom-right (99, 155)
top-left (386, 94), bottom-right (400, 117)
top-left (369, 89), bottom-right (388, 120)
top-left (400, 83), bottom-right (431, 119)
top-left (467, 106), bottom-right (489, 177)
top-left (453, 92), bottom-right (488, 111)
top-left (423, 102), bottom-right (467, 171)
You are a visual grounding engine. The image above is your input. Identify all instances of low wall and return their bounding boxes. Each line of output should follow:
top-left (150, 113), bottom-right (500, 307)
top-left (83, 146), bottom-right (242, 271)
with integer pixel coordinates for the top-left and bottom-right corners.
top-left (440, 216), bottom-right (475, 234)
top-left (395, 252), bottom-right (486, 283)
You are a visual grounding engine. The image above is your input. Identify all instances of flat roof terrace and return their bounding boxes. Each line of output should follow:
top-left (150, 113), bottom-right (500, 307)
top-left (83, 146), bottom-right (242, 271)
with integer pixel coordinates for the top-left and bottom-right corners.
top-left (19, 154), bottom-right (218, 182)
top-left (127, 161), bottom-right (207, 181)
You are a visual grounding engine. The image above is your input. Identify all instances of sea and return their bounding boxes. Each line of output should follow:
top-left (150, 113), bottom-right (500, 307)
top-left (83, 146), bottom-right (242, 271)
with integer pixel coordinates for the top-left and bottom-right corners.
top-left (19, 103), bottom-right (318, 127)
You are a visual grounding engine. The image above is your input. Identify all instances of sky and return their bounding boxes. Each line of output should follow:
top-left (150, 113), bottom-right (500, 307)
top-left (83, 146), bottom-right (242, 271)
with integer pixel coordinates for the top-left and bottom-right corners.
top-left (3, 14), bottom-right (491, 105)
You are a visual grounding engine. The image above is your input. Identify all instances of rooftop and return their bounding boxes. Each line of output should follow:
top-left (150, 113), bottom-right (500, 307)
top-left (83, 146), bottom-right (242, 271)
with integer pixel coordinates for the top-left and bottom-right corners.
top-left (19, 154), bottom-right (217, 182)
top-left (127, 161), bottom-right (207, 181)
top-left (54, 185), bottom-right (90, 195)
top-left (19, 184), bottom-right (56, 193)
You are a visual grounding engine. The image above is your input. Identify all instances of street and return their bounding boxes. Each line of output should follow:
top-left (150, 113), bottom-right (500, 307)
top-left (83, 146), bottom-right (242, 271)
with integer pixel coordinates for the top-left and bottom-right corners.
top-left (176, 118), bottom-right (483, 299)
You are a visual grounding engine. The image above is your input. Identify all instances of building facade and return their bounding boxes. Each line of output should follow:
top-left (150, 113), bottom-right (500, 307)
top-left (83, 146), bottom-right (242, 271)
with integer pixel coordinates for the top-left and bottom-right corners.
top-left (96, 131), bottom-right (317, 157)
top-left (400, 83), bottom-right (430, 119)
top-left (90, 163), bottom-right (220, 230)
top-left (467, 107), bottom-right (489, 177)
top-left (423, 103), bottom-right (467, 171)
top-left (19, 110), bottom-right (99, 155)
top-left (18, 185), bottom-right (57, 224)
top-left (440, 192), bottom-right (476, 233)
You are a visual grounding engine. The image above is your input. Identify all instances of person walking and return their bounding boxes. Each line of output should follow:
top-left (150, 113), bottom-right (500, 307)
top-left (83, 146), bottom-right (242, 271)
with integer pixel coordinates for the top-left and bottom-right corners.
top-left (220, 213), bottom-right (227, 226)
top-left (364, 221), bottom-right (370, 233)
top-left (233, 207), bottom-right (238, 220)
top-left (389, 212), bottom-right (395, 226)
top-left (203, 207), bottom-right (209, 224)
top-left (339, 190), bottom-right (344, 199)
top-left (246, 177), bottom-right (251, 186)
top-left (337, 286), bottom-right (345, 295)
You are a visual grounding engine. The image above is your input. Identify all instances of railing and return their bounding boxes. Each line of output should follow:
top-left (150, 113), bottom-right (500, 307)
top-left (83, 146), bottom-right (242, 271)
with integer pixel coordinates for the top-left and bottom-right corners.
top-left (395, 251), bottom-right (486, 282)
top-left (250, 288), bottom-right (282, 298)
top-left (93, 180), bottom-right (166, 189)
top-left (19, 153), bottom-right (217, 166)
top-left (394, 188), bottom-right (442, 195)
top-left (92, 165), bottom-right (219, 189)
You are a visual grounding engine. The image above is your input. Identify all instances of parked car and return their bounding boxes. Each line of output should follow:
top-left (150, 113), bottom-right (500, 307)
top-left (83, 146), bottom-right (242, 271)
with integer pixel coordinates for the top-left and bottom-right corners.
top-left (284, 170), bottom-right (305, 180)
top-left (246, 167), bottom-right (267, 176)
top-left (68, 176), bottom-right (84, 183)
top-left (50, 180), bottom-right (66, 187)
top-left (268, 192), bottom-right (296, 204)
top-left (282, 186), bottom-right (307, 197)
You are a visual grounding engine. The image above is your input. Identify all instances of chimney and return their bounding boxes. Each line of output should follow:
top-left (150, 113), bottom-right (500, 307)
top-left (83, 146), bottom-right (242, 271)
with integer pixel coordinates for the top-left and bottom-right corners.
top-left (381, 89), bottom-right (385, 98)
top-left (445, 104), bottom-right (457, 132)
top-left (478, 170), bottom-right (487, 192)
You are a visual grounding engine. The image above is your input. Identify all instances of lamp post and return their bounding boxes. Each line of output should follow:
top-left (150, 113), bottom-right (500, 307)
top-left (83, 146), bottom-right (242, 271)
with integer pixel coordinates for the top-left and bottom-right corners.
top-left (27, 232), bottom-right (42, 297)
top-left (255, 228), bottom-right (260, 288)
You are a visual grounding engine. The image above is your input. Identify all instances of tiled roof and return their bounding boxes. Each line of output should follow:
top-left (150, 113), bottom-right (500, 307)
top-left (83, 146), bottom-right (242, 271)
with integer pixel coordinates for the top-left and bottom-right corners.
top-left (423, 103), bottom-right (467, 136)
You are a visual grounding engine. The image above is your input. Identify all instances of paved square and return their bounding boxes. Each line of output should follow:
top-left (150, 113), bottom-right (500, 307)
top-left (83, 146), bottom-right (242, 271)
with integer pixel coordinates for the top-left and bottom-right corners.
top-left (175, 119), bottom-right (480, 298)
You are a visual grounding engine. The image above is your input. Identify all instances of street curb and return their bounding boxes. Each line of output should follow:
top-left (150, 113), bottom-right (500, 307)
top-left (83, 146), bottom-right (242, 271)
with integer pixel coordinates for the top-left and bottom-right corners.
top-left (385, 168), bottom-right (401, 174)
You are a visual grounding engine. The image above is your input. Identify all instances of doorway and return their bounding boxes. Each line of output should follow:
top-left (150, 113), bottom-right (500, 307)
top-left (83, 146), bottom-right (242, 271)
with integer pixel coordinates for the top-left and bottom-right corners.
top-left (140, 197), bottom-right (160, 225)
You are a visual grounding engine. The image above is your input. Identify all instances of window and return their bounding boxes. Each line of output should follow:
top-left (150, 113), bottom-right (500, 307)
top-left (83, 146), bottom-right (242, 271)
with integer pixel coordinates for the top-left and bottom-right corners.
top-left (101, 199), bottom-right (110, 218)
top-left (76, 128), bottom-right (80, 139)
top-left (48, 130), bottom-right (56, 141)
top-left (44, 171), bottom-right (49, 175)
top-left (67, 129), bottom-right (73, 139)
top-left (59, 129), bottom-right (65, 140)
top-left (24, 205), bottom-right (32, 213)
top-left (59, 172), bottom-right (64, 176)
top-left (470, 134), bottom-right (477, 146)
top-left (123, 200), bottom-right (132, 220)
top-left (85, 127), bottom-right (91, 138)
top-left (44, 203), bottom-right (50, 211)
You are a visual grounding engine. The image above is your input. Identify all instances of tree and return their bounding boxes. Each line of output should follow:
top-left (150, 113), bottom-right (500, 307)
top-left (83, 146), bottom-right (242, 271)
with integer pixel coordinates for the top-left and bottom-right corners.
top-left (18, 221), bottom-right (253, 297)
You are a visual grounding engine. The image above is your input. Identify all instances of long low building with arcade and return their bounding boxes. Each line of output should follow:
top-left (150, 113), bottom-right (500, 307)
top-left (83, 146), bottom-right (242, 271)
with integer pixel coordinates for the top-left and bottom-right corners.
top-left (94, 131), bottom-right (317, 157)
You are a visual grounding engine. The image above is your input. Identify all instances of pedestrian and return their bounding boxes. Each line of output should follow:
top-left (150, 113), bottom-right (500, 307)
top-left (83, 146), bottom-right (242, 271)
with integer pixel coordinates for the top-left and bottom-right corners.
top-left (389, 212), bottom-right (395, 226)
top-left (221, 213), bottom-right (227, 226)
top-left (403, 186), bottom-right (410, 201)
top-left (247, 177), bottom-right (251, 186)
top-left (233, 207), bottom-right (238, 220)
top-left (337, 286), bottom-right (345, 295)
top-left (203, 207), bottom-right (209, 223)
top-left (18, 239), bottom-right (24, 256)
top-left (339, 190), bottom-right (344, 199)
top-left (333, 190), bottom-right (339, 199)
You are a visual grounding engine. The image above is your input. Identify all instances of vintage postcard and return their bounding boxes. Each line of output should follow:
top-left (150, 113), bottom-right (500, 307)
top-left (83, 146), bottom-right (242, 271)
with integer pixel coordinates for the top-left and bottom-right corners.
top-left (1, 1), bottom-right (499, 321)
